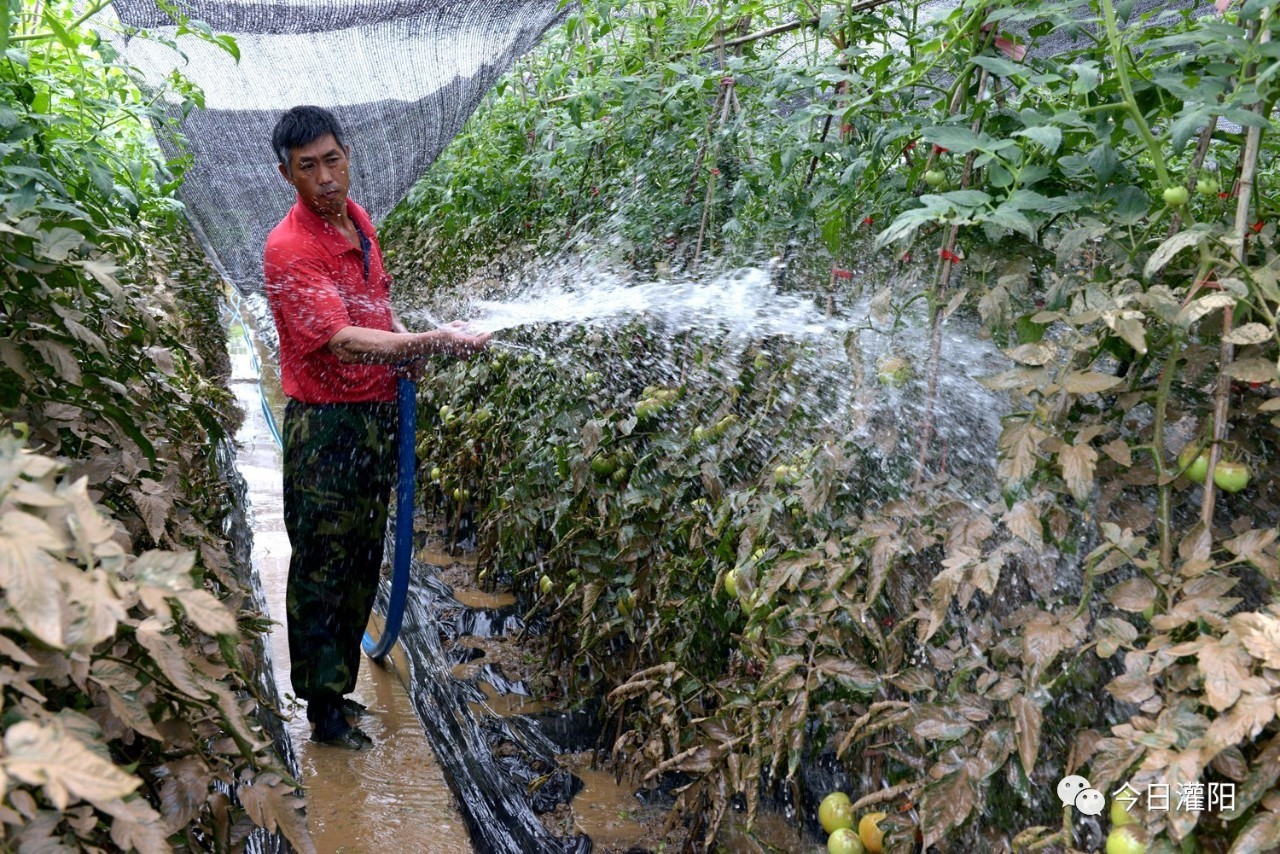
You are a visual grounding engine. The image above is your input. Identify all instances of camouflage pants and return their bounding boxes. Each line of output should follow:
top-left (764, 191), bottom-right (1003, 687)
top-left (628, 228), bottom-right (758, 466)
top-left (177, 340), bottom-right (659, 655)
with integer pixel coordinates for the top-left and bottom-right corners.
top-left (282, 399), bottom-right (397, 706)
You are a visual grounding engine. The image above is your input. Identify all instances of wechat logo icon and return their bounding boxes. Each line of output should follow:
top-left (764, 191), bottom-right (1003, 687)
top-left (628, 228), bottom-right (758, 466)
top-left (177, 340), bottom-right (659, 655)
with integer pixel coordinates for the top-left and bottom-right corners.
top-left (1057, 774), bottom-right (1106, 816)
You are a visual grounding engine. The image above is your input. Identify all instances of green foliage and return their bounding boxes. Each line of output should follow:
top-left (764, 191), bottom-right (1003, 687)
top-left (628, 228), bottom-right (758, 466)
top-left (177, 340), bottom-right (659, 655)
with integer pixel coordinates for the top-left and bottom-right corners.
top-left (394, 0), bottom-right (1280, 850)
top-left (0, 3), bottom-right (311, 851)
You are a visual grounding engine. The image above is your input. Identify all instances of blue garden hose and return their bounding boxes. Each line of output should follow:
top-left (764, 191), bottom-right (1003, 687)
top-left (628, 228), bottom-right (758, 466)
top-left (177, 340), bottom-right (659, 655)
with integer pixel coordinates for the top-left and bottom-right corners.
top-left (362, 377), bottom-right (416, 662)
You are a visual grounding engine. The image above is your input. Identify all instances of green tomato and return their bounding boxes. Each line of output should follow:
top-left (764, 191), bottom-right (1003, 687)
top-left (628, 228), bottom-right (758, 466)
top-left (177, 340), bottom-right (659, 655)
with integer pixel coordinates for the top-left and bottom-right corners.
top-left (1177, 445), bottom-right (1209, 485)
top-left (713, 414), bottom-right (738, 436)
top-left (1110, 798), bottom-right (1137, 827)
top-left (923, 169), bottom-right (945, 188)
top-left (773, 465), bottom-right (800, 486)
top-left (430, 466), bottom-right (442, 482)
top-left (876, 354), bottom-right (912, 387)
top-left (1196, 176), bottom-right (1219, 196)
top-left (828, 827), bottom-right (866, 854)
top-left (452, 487), bottom-right (463, 502)
top-left (724, 568), bottom-right (739, 599)
top-left (1163, 186), bottom-right (1189, 207)
top-left (1213, 460), bottom-right (1250, 493)
top-left (693, 426), bottom-right (708, 442)
top-left (1105, 827), bottom-right (1146, 854)
top-left (539, 574), bottom-right (553, 595)
top-left (609, 465), bottom-right (628, 485)
top-left (819, 792), bottom-right (854, 834)
top-left (590, 455), bottom-right (617, 477)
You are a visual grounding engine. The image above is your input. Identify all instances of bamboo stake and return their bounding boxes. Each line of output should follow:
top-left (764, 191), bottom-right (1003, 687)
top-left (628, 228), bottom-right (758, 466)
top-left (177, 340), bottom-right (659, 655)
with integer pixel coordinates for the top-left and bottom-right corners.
top-left (1201, 13), bottom-right (1269, 527)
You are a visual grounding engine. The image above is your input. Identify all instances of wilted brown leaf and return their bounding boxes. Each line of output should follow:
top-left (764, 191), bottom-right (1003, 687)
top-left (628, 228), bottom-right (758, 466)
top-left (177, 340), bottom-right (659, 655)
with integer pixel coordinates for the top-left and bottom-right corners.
top-left (1023, 610), bottom-right (1088, 671)
top-left (175, 589), bottom-right (239, 637)
top-left (1224, 358), bottom-right (1279, 384)
top-left (3, 721), bottom-right (140, 810)
top-left (1059, 442), bottom-right (1098, 502)
top-left (158, 757), bottom-right (212, 833)
top-left (1095, 617), bottom-right (1138, 658)
top-left (136, 619), bottom-right (207, 700)
top-left (1010, 694), bottom-right (1043, 777)
top-left (919, 764), bottom-right (978, 849)
top-left (945, 513), bottom-right (993, 559)
top-left (1205, 693), bottom-right (1276, 756)
top-left (1198, 637), bottom-right (1252, 712)
top-left (1229, 809), bottom-right (1280, 854)
top-left (1232, 613), bottom-right (1280, 669)
top-left (1225, 529), bottom-right (1279, 579)
top-left (237, 775), bottom-right (316, 854)
top-left (32, 340), bottom-right (83, 384)
top-left (1002, 500), bottom-right (1043, 548)
top-left (102, 795), bottom-right (171, 854)
top-left (997, 419), bottom-right (1046, 484)
top-left (1063, 371), bottom-right (1123, 394)
top-left (1106, 670), bottom-right (1156, 705)
top-left (1107, 577), bottom-right (1157, 612)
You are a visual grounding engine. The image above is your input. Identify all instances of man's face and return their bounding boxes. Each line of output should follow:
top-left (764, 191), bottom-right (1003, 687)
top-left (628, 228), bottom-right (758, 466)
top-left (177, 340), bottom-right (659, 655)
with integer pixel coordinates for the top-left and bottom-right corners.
top-left (279, 133), bottom-right (350, 218)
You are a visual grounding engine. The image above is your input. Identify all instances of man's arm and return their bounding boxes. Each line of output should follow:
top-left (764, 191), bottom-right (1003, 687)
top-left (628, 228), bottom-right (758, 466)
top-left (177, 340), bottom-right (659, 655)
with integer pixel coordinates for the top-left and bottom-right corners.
top-left (327, 323), bottom-right (489, 364)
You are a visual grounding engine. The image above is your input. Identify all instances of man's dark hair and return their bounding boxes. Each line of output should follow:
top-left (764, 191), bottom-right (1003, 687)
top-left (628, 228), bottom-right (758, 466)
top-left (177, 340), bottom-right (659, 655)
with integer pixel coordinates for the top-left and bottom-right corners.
top-left (272, 105), bottom-right (346, 170)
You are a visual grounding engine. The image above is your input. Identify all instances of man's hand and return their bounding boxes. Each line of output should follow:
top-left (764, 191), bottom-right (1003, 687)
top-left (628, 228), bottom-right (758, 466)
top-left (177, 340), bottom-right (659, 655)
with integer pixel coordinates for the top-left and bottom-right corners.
top-left (437, 320), bottom-right (491, 359)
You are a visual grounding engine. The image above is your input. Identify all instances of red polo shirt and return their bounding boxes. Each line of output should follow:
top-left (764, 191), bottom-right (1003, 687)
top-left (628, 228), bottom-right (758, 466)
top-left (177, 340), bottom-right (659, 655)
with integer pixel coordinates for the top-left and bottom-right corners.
top-left (264, 196), bottom-right (396, 404)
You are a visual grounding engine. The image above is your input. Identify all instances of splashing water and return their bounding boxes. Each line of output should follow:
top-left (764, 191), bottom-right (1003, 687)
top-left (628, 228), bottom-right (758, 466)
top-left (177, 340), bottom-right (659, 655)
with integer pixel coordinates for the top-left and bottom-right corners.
top-left (406, 252), bottom-right (1013, 493)
top-left (444, 265), bottom-right (835, 339)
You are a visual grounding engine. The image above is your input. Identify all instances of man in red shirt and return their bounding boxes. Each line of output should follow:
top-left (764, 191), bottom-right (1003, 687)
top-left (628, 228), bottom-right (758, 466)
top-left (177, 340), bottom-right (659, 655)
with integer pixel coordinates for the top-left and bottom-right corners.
top-left (264, 105), bottom-right (489, 748)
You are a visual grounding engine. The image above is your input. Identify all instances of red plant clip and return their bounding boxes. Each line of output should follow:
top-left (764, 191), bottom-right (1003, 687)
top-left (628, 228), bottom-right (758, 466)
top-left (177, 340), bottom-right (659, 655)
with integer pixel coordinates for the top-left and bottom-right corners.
top-left (1253, 220), bottom-right (1265, 233)
top-left (720, 76), bottom-right (735, 87)
top-left (939, 248), bottom-right (962, 264)
top-left (831, 267), bottom-right (853, 280)
top-left (862, 216), bottom-right (875, 226)
top-left (709, 167), bottom-right (720, 176)
top-left (933, 145), bottom-right (949, 155)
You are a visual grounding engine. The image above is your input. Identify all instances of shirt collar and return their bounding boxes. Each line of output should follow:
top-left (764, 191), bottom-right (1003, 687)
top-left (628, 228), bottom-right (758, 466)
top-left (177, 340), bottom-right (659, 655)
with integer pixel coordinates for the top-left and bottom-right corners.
top-left (291, 194), bottom-right (362, 257)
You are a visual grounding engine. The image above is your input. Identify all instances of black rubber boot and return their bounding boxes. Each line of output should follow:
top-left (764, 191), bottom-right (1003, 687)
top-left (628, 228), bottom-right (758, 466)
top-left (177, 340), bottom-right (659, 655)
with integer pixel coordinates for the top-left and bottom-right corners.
top-left (308, 698), bottom-right (372, 749)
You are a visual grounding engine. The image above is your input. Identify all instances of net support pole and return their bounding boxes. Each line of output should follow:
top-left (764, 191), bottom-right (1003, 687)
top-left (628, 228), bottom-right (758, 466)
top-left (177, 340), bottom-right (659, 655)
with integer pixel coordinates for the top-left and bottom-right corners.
top-left (363, 377), bottom-right (415, 663)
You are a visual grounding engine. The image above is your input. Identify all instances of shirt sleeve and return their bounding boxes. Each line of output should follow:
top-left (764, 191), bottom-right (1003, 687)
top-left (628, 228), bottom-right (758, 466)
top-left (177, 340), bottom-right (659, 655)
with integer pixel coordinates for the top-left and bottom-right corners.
top-left (265, 250), bottom-right (352, 356)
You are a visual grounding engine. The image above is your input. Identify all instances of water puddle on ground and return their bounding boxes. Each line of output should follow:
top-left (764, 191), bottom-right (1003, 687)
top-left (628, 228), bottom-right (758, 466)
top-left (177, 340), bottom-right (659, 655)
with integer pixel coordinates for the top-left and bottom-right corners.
top-left (228, 314), bottom-right (470, 854)
top-left (560, 760), bottom-right (659, 850)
